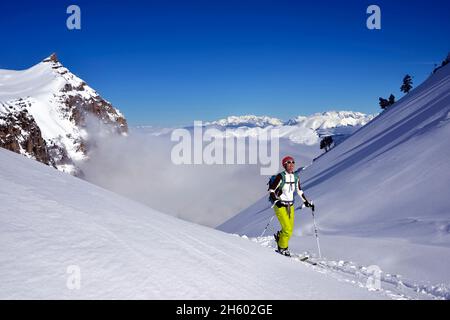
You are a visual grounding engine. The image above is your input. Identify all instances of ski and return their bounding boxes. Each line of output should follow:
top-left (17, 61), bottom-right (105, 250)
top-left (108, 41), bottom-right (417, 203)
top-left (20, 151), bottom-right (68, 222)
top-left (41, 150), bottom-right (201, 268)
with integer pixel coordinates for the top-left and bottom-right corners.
top-left (299, 256), bottom-right (309, 262)
top-left (275, 249), bottom-right (291, 257)
top-left (274, 249), bottom-right (319, 265)
top-left (298, 256), bottom-right (318, 265)
top-left (293, 254), bottom-right (318, 266)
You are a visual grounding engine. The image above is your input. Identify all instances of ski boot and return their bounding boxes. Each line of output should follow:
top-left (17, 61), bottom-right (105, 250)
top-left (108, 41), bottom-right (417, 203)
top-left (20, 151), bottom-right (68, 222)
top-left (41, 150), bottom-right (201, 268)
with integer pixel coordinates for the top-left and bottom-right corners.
top-left (276, 246), bottom-right (291, 257)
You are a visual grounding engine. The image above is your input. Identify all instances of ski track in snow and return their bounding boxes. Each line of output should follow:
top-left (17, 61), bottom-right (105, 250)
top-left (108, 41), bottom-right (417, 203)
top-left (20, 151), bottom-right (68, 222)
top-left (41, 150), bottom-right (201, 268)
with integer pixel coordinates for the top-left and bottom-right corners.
top-left (242, 235), bottom-right (450, 300)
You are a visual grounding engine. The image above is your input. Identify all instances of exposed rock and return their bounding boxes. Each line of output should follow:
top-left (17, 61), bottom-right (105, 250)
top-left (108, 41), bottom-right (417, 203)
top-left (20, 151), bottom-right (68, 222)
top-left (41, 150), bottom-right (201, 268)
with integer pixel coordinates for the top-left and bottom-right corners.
top-left (0, 54), bottom-right (128, 175)
top-left (0, 99), bottom-right (55, 166)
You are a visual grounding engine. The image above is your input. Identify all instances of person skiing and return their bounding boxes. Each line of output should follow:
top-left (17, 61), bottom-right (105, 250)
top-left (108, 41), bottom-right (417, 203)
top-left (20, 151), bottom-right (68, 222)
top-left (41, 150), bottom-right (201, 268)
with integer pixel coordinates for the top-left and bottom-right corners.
top-left (268, 156), bottom-right (314, 256)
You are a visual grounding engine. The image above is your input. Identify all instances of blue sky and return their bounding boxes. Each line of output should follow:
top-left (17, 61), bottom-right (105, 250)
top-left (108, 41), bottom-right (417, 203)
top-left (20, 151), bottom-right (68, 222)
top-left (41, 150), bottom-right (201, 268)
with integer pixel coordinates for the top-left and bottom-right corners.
top-left (0, 0), bottom-right (449, 126)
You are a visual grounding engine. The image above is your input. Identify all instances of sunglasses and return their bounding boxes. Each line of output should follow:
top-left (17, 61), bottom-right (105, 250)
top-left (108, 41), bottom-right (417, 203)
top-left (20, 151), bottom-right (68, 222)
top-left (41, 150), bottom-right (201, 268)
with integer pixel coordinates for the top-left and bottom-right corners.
top-left (285, 161), bottom-right (295, 164)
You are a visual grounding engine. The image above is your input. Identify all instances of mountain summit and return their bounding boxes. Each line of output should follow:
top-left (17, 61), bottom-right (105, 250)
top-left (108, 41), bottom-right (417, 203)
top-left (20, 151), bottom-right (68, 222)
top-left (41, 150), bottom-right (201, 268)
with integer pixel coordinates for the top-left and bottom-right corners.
top-left (0, 54), bottom-right (127, 175)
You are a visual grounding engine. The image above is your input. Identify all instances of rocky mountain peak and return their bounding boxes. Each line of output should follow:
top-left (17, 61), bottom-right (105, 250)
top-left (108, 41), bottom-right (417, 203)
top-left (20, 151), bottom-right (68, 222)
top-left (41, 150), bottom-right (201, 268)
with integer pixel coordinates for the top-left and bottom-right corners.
top-left (0, 54), bottom-right (128, 175)
top-left (42, 53), bottom-right (59, 64)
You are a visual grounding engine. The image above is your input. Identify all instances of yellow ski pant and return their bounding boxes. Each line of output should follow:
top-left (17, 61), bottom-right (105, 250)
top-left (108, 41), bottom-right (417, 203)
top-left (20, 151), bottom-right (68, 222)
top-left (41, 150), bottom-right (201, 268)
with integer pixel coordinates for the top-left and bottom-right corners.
top-left (274, 204), bottom-right (295, 249)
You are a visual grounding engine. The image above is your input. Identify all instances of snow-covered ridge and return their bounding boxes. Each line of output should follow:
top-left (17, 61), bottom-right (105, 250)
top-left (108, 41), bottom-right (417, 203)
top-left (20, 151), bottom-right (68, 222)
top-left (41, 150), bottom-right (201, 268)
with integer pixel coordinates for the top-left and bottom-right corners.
top-left (132, 112), bottom-right (374, 145)
top-left (285, 111), bottom-right (374, 128)
top-left (185, 111), bottom-right (375, 145)
top-left (205, 111), bottom-right (374, 129)
top-left (0, 53), bottom-right (127, 175)
top-left (205, 115), bottom-right (284, 127)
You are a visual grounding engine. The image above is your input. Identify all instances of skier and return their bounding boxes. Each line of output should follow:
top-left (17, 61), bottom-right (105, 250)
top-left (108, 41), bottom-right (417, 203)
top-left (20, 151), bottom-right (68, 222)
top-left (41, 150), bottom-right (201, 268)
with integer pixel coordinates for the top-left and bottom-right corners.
top-left (268, 156), bottom-right (314, 256)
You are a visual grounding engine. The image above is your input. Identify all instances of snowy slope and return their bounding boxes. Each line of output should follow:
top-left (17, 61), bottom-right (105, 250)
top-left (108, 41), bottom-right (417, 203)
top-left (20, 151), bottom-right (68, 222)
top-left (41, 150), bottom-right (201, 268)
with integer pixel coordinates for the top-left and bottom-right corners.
top-left (0, 54), bottom-right (127, 174)
top-left (218, 64), bottom-right (450, 294)
top-left (0, 147), bottom-right (389, 299)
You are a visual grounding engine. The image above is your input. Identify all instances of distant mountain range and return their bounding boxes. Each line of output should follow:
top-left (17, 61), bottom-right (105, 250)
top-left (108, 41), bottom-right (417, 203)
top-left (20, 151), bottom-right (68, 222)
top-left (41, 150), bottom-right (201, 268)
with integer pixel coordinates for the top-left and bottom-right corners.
top-left (136, 111), bottom-right (376, 146)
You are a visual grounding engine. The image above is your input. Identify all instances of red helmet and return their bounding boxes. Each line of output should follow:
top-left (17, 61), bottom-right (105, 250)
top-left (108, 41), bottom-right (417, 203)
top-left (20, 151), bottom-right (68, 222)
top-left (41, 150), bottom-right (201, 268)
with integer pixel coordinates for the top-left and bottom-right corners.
top-left (282, 156), bottom-right (295, 167)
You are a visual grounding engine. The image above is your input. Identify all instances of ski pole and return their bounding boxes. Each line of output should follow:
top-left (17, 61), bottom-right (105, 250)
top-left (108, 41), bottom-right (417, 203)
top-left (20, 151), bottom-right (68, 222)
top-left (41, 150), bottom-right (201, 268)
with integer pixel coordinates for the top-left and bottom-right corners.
top-left (260, 215), bottom-right (276, 237)
top-left (310, 203), bottom-right (322, 259)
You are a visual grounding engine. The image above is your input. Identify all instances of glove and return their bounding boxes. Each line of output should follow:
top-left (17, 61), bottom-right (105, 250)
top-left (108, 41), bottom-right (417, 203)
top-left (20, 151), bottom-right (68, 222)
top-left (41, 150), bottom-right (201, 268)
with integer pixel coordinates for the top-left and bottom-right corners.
top-left (304, 200), bottom-right (314, 209)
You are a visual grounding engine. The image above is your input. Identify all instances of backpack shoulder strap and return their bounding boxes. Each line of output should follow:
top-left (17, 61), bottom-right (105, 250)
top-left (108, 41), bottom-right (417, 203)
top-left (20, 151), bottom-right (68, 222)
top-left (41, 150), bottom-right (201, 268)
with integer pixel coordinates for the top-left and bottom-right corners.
top-left (278, 171), bottom-right (286, 191)
top-left (293, 172), bottom-right (299, 192)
